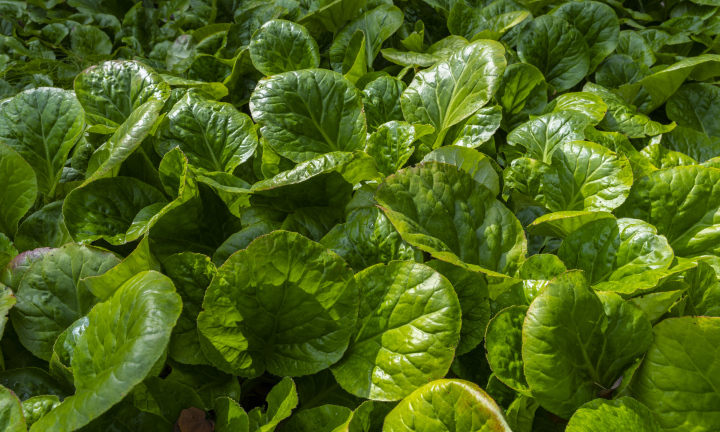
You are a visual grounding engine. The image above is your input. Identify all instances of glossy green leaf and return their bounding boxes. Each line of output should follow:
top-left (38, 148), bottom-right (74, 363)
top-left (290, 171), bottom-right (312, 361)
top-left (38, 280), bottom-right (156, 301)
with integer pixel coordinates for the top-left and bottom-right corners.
top-left (365, 121), bottom-right (415, 177)
top-left (383, 379), bottom-right (512, 432)
top-left (541, 92), bottom-right (608, 125)
top-left (328, 5), bottom-right (404, 72)
top-left (376, 162), bottom-right (527, 275)
top-left (74, 60), bottom-right (171, 129)
top-left (0, 368), bottom-right (70, 401)
top-left (632, 317), bottom-right (720, 432)
top-left (11, 243), bottom-right (121, 360)
top-left (506, 112), bottom-right (589, 163)
top-left (615, 30), bottom-right (654, 68)
top-left (522, 271), bottom-right (652, 419)
top-left (0, 88), bottom-right (83, 196)
top-left (401, 40), bottom-right (506, 145)
top-left (29, 271), bottom-right (182, 432)
top-left (283, 405), bottom-right (352, 432)
top-left (214, 397), bottom-right (249, 432)
top-left (666, 83), bottom-right (720, 138)
top-left (198, 230), bottom-right (358, 378)
top-left (496, 63), bottom-right (548, 130)
top-left (583, 82), bottom-right (675, 138)
top-left (0, 143), bottom-right (37, 239)
top-left (527, 211), bottom-right (615, 239)
top-left (320, 207), bottom-right (421, 272)
top-left (517, 15), bottom-right (590, 92)
top-left (249, 20), bottom-right (320, 76)
top-left (250, 69), bottom-right (366, 163)
top-left (566, 397), bottom-right (662, 432)
top-left (331, 261), bottom-right (461, 400)
top-left (70, 25), bottom-right (112, 57)
top-left (342, 31), bottom-right (367, 85)
top-left (543, 141), bottom-right (633, 212)
top-left (63, 177), bottom-right (168, 245)
top-left (558, 218), bottom-right (673, 285)
top-left (362, 76), bottom-right (406, 132)
top-left (297, 0), bottom-right (368, 33)
top-left (14, 201), bottom-right (72, 252)
top-left (21, 395), bottom-right (60, 428)
top-left (444, 105), bottom-right (502, 149)
top-left (486, 305), bottom-right (529, 393)
top-left (0, 386), bottom-right (25, 432)
top-left (661, 126), bottom-right (720, 163)
top-left (422, 145), bottom-right (500, 196)
top-left (549, 1), bottom-right (619, 73)
top-left (617, 166), bottom-right (720, 260)
top-left (155, 92), bottom-right (257, 172)
top-left (640, 143), bottom-right (697, 169)
top-left (248, 376), bottom-right (297, 432)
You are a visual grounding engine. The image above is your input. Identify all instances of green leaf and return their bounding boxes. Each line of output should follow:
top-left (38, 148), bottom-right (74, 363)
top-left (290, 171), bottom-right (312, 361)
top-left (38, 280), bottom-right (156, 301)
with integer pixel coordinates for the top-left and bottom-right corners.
top-left (14, 201), bottom-right (72, 252)
top-left (444, 105), bottom-right (503, 149)
top-left (84, 99), bottom-right (163, 185)
top-left (617, 166), bottom-right (720, 260)
top-left (376, 162), bottom-right (527, 275)
top-left (522, 271), bottom-right (652, 419)
top-left (496, 63), bottom-right (548, 130)
top-left (0, 368), bottom-right (70, 401)
top-left (63, 177), bottom-right (168, 245)
top-left (0, 385), bottom-right (25, 432)
top-left (297, 0), bottom-right (369, 33)
top-left (342, 31), bottom-right (368, 85)
top-left (616, 30), bottom-right (655, 68)
top-left (249, 20), bottom-right (320, 76)
top-left (362, 76), bottom-right (406, 132)
top-left (639, 143), bottom-right (697, 169)
top-left (685, 261), bottom-right (720, 317)
top-left (566, 397), bottom-right (662, 432)
top-left (165, 35), bottom-right (196, 74)
top-left (10, 243), bottom-right (121, 360)
top-left (541, 92), bottom-right (608, 125)
top-left (542, 141), bottom-right (633, 212)
top-left (517, 15), bottom-right (590, 92)
top-left (29, 271), bottom-right (182, 432)
top-left (281, 207), bottom-right (343, 242)
top-left (328, 5), bottom-right (404, 73)
top-left (320, 207), bottom-right (421, 272)
top-left (365, 121), bottom-right (416, 177)
top-left (661, 126), bottom-right (720, 163)
top-left (248, 376), bottom-right (297, 432)
top-left (383, 379), bottom-right (512, 431)
top-left (507, 112), bottom-right (590, 163)
top-left (250, 69), bottom-right (366, 163)
top-left (22, 395), bottom-right (60, 428)
top-left (163, 252), bottom-right (216, 365)
top-left (213, 220), bottom-right (282, 266)
top-left (82, 236), bottom-right (161, 301)
top-left (283, 405), bottom-right (352, 432)
top-left (527, 211), bottom-right (615, 239)
top-left (155, 92), bottom-right (257, 172)
top-left (558, 218), bottom-right (673, 285)
top-left (347, 400), bottom-right (394, 432)
top-left (506, 395), bottom-right (540, 432)
top-left (70, 25), bottom-right (112, 57)
top-left (74, 60), bottom-right (171, 130)
top-left (140, 377), bottom-right (206, 423)
top-left (165, 361), bottom-right (241, 410)
top-left (295, 369), bottom-right (361, 411)
top-left (486, 305), bottom-right (529, 393)
top-left (666, 83), bottom-right (720, 138)
top-left (331, 261), bottom-right (461, 400)
top-left (583, 82), bottom-right (675, 138)
top-left (214, 397), bottom-right (249, 432)
top-left (594, 54), bottom-right (651, 89)
top-left (197, 230), bottom-right (358, 377)
top-left (401, 40), bottom-right (506, 146)
top-left (0, 88), bottom-right (83, 196)
top-left (0, 143), bottom-right (37, 239)
top-left (422, 145), bottom-right (501, 196)
top-left (632, 317), bottom-right (720, 432)
top-left (549, 1), bottom-right (619, 73)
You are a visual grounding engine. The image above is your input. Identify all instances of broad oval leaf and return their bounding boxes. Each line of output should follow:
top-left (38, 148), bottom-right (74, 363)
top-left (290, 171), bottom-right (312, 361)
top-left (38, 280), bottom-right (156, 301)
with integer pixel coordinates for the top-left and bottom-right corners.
top-left (10, 243), bottom-right (120, 361)
top-left (543, 141), bottom-right (633, 212)
top-left (0, 143), bottom-right (37, 239)
top-left (632, 317), bottom-right (720, 432)
top-left (549, 1), bottom-right (620, 73)
top-left (527, 211), bottom-right (615, 239)
top-left (517, 15), bottom-right (590, 92)
top-left (250, 69), bottom-right (366, 163)
top-left (666, 83), bottom-right (720, 138)
top-left (401, 40), bottom-right (507, 144)
top-left (155, 91), bottom-right (258, 172)
top-left (74, 60), bottom-right (171, 129)
top-left (558, 218), bottom-right (673, 286)
top-left (365, 121), bottom-right (416, 177)
top-left (507, 112), bottom-right (589, 163)
top-left (541, 92), bottom-right (608, 125)
top-left (197, 230), bottom-right (358, 378)
top-left (566, 397), bottom-right (662, 432)
top-left (249, 20), bottom-right (320, 76)
top-left (331, 261), bottom-right (461, 401)
top-left (0, 386), bottom-right (25, 432)
top-left (485, 305), bottom-right (529, 393)
top-left (422, 145), bottom-right (501, 196)
top-left (29, 271), bottom-right (182, 432)
top-left (523, 271), bottom-right (652, 419)
top-left (617, 166), bottom-right (720, 260)
top-left (0, 87), bottom-right (83, 196)
top-left (375, 162), bottom-right (527, 276)
top-left (383, 379), bottom-right (512, 432)
top-left (362, 76), bottom-right (406, 132)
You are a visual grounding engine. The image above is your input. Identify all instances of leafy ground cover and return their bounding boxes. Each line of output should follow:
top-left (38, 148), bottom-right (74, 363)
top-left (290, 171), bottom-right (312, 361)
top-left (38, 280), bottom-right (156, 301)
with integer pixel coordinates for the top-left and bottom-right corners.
top-left (1, 0), bottom-right (720, 431)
